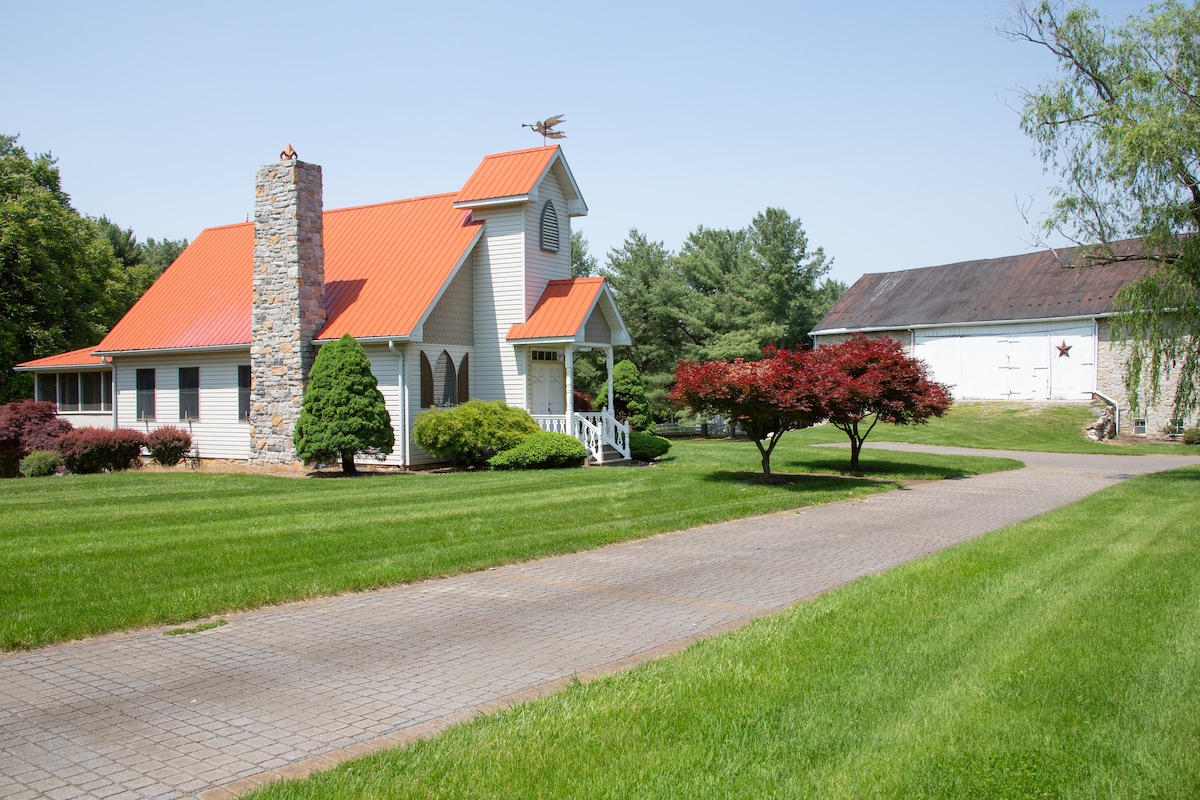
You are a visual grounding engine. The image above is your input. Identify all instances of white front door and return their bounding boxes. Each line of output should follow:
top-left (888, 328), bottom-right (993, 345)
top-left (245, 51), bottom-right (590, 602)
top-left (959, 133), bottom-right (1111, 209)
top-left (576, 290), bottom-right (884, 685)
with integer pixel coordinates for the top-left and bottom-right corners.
top-left (531, 362), bottom-right (565, 415)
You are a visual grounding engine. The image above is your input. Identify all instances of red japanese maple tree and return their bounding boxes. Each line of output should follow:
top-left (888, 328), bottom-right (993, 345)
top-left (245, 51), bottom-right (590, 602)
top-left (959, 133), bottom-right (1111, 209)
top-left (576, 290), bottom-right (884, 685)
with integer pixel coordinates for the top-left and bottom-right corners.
top-left (671, 348), bottom-right (822, 477)
top-left (810, 334), bottom-right (952, 469)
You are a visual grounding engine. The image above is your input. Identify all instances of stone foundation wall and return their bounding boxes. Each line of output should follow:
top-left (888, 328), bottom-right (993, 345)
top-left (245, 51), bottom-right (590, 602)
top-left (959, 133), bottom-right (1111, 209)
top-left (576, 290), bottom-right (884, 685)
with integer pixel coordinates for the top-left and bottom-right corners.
top-left (1096, 318), bottom-right (1195, 437)
top-left (249, 159), bottom-right (325, 463)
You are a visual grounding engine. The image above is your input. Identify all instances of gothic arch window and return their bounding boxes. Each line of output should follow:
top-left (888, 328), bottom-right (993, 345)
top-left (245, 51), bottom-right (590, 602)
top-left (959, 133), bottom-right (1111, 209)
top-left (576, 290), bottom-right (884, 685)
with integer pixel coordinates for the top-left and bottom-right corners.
top-left (457, 353), bottom-right (470, 403)
top-left (420, 352), bottom-right (434, 408)
top-left (539, 200), bottom-right (560, 252)
top-left (433, 350), bottom-right (457, 407)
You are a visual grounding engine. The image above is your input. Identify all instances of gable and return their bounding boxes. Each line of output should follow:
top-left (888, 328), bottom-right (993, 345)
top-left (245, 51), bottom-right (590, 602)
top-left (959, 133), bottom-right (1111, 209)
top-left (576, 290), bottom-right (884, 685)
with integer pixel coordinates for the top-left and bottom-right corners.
top-left (813, 240), bottom-right (1156, 333)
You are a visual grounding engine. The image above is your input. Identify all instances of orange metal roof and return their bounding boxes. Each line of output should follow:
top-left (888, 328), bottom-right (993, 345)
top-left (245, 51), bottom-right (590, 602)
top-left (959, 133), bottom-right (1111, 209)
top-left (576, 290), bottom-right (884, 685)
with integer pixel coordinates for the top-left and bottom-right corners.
top-left (456, 146), bottom-right (559, 205)
top-left (16, 347), bottom-right (108, 370)
top-left (98, 223), bottom-right (255, 352)
top-left (94, 196), bottom-right (481, 353)
top-left (507, 278), bottom-right (605, 341)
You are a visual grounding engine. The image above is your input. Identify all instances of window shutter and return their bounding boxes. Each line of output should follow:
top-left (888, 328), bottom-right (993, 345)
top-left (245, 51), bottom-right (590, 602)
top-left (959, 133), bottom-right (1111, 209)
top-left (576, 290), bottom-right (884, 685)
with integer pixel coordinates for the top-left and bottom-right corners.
top-left (457, 353), bottom-right (470, 403)
top-left (420, 352), bottom-right (434, 408)
top-left (539, 200), bottom-right (559, 252)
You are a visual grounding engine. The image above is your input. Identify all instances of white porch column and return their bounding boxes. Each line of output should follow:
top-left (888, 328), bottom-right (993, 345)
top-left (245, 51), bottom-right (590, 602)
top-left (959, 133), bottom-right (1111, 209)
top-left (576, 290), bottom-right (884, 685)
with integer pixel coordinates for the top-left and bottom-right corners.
top-left (564, 345), bottom-right (575, 421)
top-left (606, 347), bottom-right (615, 414)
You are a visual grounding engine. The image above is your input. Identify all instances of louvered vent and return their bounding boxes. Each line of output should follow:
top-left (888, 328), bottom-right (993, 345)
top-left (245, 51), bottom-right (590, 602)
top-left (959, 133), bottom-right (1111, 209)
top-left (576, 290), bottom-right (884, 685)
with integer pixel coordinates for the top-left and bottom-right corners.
top-left (539, 200), bottom-right (560, 252)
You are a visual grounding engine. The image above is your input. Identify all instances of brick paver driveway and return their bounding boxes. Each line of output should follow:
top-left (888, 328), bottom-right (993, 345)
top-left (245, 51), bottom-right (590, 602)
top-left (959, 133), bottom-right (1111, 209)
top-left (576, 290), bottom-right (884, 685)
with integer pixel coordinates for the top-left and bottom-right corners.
top-left (2, 446), bottom-right (1197, 799)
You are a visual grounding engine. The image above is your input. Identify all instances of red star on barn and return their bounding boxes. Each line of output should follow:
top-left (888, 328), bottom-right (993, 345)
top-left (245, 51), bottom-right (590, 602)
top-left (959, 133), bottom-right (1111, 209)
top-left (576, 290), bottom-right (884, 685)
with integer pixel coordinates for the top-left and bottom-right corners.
top-left (1056, 341), bottom-right (1072, 357)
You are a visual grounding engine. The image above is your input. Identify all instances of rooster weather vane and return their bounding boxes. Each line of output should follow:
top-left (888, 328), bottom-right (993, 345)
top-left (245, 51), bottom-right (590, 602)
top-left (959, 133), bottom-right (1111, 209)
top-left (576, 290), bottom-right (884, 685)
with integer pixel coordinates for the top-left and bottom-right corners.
top-left (522, 114), bottom-right (566, 145)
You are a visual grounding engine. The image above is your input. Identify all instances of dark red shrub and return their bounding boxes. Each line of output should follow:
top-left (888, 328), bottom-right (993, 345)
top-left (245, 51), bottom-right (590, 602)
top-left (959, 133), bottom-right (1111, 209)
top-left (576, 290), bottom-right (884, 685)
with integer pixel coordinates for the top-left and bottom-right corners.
top-left (58, 428), bottom-right (147, 474)
top-left (145, 426), bottom-right (192, 466)
top-left (0, 400), bottom-right (74, 478)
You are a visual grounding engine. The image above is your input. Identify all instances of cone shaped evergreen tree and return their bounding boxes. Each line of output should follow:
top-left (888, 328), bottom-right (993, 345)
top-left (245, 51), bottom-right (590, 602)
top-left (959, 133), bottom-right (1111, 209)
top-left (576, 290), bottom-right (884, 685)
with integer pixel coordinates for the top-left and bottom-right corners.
top-left (293, 334), bottom-right (394, 474)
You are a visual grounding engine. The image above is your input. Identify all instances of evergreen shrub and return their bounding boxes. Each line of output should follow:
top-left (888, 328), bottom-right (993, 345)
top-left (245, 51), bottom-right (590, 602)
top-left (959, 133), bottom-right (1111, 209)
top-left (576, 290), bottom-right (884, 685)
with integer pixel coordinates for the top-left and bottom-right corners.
top-left (488, 432), bottom-right (588, 470)
top-left (58, 428), bottom-right (146, 473)
top-left (413, 400), bottom-right (541, 466)
top-left (294, 334), bottom-right (394, 475)
top-left (18, 449), bottom-right (60, 477)
top-left (146, 426), bottom-right (192, 466)
top-left (629, 430), bottom-right (671, 461)
top-left (1183, 427), bottom-right (1200, 445)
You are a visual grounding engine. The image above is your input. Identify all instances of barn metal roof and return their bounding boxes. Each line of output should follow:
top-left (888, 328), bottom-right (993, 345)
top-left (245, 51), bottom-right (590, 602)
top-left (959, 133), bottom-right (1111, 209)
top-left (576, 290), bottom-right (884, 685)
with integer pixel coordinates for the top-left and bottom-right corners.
top-left (812, 241), bottom-right (1157, 333)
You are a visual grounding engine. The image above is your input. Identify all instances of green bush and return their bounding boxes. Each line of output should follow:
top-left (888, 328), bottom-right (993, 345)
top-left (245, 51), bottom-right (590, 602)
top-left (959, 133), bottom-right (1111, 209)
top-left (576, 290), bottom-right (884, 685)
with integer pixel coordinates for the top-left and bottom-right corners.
top-left (146, 426), bottom-right (192, 466)
top-left (18, 449), bottom-right (60, 477)
top-left (1183, 427), bottom-right (1200, 445)
top-left (629, 430), bottom-right (671, 461)
top-left (488, 432), bottom-right (588, 470)
top-left (413, 400), bottom-right (541, 466)
top-left (599, 359), bottom-right (655, 432)
top-left (58, 428), bottom-right (146, 474)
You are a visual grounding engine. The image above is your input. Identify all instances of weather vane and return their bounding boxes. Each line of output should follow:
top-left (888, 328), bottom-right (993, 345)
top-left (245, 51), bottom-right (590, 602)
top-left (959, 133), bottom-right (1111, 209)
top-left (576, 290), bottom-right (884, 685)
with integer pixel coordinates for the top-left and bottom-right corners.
top-left (522, 115), bottom-right (566, 145)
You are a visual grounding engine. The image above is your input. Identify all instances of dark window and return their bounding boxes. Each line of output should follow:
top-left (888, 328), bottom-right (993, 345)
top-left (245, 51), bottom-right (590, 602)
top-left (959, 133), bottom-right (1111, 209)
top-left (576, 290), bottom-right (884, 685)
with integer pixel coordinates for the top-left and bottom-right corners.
top-left (539, 200), bottom-right (560, 252)
top-left (58, 373), bottom-right (80, 412)
top-left (136, 369), bottom-right (156, 420)
top-left (420, 352), bottom-right (434, 408)
top-left (457, 353), bottom-right (470, 404)
top-left (80, 372), bottom-right (103, 411)
top-left (433, 351), bottom-right (457, 407)
top-left (37, 374), bottom-right (57, 405)
top-left (238, 365), bottom-right (251, 421)
top-left (102, 373), bottom-right (112, 411)
top-left (179, 367), bottom-right (200, 420)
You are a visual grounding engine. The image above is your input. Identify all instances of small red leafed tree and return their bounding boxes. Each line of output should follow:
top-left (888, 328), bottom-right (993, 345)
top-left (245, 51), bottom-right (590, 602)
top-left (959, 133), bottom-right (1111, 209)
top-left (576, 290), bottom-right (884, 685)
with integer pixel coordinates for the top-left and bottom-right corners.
top-left (671, 348), bottom-right (821, 477)
top-left (810, 334), bottom-right (952, 469)
top-left (0, 400), bottom-right (74, 478)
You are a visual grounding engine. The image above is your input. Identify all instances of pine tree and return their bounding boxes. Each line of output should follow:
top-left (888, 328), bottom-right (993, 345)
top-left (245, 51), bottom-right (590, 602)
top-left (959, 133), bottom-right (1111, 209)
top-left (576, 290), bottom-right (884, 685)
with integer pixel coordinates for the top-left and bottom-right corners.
top-left (293, 334), bottom-right (394, 474)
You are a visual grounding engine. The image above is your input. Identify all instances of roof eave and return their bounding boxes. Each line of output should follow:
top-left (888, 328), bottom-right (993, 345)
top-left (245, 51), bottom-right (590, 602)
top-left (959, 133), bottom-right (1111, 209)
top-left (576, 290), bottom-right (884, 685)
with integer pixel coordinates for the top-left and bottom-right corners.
top-left (810, 311), bottom-right (1114, 337)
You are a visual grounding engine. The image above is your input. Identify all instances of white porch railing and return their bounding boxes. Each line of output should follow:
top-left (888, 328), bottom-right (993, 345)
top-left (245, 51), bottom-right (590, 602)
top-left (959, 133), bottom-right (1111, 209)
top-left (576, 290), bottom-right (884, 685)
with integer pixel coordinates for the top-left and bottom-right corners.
top-left (533, 411), bottom-right (631, 463)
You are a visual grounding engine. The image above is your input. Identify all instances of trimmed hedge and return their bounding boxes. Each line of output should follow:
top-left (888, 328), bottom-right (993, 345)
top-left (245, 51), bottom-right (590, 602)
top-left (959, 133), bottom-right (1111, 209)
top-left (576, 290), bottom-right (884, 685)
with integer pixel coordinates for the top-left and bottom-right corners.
top-left (488, 432), bottom-right (588, 470)
top-left (58, 428), bottom-right (146, 474)
top-left (629, 430), bottom-right (672, 461)
top-left (413, 400), bottom-right (541, 466)
top-left (146, 426), bottom-right (193, 466)
top-left (18, 449), bottom-right (60, 478)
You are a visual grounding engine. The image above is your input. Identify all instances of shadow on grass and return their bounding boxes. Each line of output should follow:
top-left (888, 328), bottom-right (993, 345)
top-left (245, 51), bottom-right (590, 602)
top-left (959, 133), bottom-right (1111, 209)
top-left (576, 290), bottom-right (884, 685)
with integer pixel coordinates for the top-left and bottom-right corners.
top-left (780, 455), bottom-right (977, 480)
top-left (701, 470), bottom-right (898, 491)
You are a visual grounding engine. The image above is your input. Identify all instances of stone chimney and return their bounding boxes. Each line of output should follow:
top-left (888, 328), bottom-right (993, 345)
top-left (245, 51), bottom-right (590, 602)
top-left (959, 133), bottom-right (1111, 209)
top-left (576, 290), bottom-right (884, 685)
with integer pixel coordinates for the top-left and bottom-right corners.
top-left (249, 149), bottom-right (325, 464)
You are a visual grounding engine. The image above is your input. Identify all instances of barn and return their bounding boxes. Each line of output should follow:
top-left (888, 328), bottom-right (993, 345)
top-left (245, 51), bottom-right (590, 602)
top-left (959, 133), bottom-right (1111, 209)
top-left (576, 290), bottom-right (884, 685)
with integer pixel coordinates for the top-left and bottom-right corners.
top-left (810, 241), bottom-right (1193, 437)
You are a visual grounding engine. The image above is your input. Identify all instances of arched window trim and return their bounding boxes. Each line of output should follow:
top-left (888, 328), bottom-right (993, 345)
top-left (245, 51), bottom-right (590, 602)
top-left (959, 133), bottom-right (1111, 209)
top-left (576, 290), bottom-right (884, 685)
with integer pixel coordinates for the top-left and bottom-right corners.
top-left (433, 350), bottom-right (457, 407)
top-left (539, 200), bottom-right (560, 252)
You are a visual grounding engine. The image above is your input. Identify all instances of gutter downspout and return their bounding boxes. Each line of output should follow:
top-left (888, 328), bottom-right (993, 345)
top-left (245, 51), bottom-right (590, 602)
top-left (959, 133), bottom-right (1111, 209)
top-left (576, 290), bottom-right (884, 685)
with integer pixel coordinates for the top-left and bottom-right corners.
top-left (389, 341), bottom-right (409, 468)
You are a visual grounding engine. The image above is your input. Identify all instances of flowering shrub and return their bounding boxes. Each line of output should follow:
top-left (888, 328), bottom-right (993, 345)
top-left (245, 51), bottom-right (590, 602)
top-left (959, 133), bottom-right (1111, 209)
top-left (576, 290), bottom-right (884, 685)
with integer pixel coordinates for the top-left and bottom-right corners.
top-left (58, 428), bottom-right (146, 473)
top-left (146, 426), bottom-right (192, 466)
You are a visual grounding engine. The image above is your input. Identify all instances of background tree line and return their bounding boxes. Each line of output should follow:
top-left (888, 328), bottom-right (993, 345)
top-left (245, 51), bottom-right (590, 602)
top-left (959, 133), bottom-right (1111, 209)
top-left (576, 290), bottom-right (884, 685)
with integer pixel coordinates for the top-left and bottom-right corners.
top-left (572, 209), bottom-right (846, 420)
top-left (0, 135), bottom-right (186, 402)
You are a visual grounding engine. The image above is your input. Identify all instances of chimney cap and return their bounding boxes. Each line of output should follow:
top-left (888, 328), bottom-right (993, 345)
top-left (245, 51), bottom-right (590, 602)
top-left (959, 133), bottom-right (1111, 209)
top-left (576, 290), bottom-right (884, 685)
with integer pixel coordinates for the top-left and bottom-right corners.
top-left (280, 143), bottom-right (298, 162)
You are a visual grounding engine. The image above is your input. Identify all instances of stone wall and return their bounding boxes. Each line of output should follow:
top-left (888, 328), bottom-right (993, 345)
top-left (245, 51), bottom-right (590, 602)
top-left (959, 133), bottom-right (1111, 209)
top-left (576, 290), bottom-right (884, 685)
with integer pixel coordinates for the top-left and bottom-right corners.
top-left (249, 159), bottom-right (325, 463)
top-left (1096, 318), bottom-right (1195, 437)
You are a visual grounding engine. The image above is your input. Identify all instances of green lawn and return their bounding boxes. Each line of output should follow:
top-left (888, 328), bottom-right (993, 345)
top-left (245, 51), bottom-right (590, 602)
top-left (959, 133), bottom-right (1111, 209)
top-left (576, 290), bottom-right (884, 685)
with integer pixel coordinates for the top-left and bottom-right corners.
top-left (248, 465), bottom-right (1200, 799)
top-left (793, 401), bottom-right (1193, 454)
top-left (0, 437), bottom-right (1017, 650)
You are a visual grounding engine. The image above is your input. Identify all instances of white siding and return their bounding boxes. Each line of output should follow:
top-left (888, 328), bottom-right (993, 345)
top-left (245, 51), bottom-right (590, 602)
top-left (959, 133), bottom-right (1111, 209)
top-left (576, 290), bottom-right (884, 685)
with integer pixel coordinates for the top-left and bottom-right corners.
top-left (470, 208), bottom-right (527, 409)
top-left (421, 259), bottom-right (474, 347)
top-left (112, 350), bottom-right (251, 459)
top-left (524, 169), bottom-right (572, 316)
top-left (361, 344), bottom-right (406, 467)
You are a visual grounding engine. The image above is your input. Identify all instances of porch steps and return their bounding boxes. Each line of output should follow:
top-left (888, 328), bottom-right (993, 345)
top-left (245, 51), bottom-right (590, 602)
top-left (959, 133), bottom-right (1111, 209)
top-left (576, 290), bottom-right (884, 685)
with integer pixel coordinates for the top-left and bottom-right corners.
top-left (589, 445), bottom-right (632, 466)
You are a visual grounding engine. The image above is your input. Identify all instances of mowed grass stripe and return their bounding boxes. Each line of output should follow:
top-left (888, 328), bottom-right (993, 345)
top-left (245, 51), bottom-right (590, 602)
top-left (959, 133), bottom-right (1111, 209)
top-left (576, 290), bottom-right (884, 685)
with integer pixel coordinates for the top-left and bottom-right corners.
top-left (0, 439), bottom-right (1017, 649)
top-left (247, 467), bottom-right (1200, 799)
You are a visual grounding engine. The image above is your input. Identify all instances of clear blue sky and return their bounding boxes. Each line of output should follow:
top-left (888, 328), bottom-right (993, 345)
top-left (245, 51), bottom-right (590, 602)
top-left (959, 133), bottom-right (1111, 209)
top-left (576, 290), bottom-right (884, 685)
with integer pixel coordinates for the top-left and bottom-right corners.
top-left (3, 0), bottom-right (1149, 287)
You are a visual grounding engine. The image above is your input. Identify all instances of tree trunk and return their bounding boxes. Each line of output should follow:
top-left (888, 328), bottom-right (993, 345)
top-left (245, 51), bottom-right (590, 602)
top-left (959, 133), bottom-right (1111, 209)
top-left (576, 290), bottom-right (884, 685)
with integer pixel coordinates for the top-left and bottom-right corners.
top-left (849, 438), bottom-right (862, 470)
top-left (340, 450), bottom-right (358, 475)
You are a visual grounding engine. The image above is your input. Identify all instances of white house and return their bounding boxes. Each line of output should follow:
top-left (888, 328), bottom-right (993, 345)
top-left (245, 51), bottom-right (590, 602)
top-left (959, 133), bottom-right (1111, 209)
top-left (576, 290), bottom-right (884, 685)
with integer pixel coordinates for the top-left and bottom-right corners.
top-left (17, 145), bottom-right (633, 465)
top-left (810, 241), bottom-right (1193, 437)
